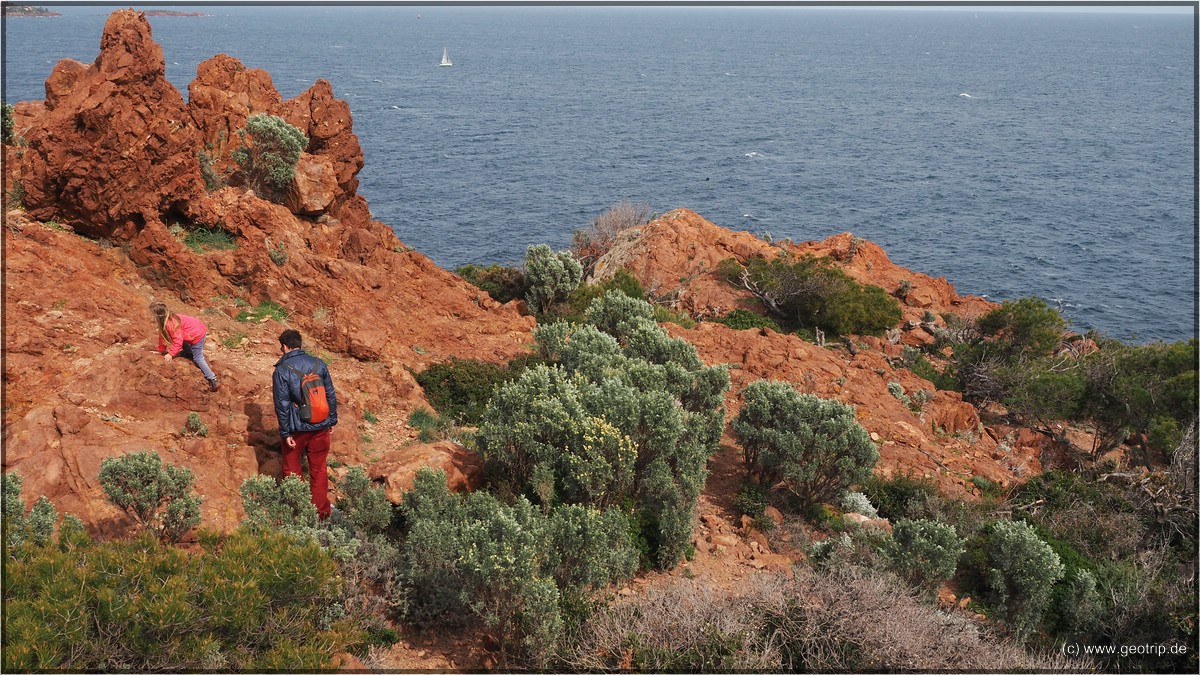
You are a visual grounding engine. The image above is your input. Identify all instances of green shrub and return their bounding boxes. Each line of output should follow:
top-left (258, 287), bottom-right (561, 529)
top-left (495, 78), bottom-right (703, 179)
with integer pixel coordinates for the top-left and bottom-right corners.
top-left (184, 226), bottom-right (237, 253)
top-left (884, 518), bottom-right (965, 596)
top-left (2, 527), bottom-right (349, 672)
top-left (183, 411), bottom-right (209, 437)
top-left (971, 519), bottom-right (1065, 639)
top-left (524, 244), bottom-right (582, 316)
top-left (239, 474), bottom-right (319, 532)
top-left (416, 355), bottom-right (540, 425)
top-left (455, 263), bottom-right (526, 304)
top-left (718, 254), bottom-right (902, 336)
top-left (2, 102), bottom-right (14, 144)
top-left (732, 380), bottom-right (878, 510)
top-left (712, 308), bottom-right (782, 332)
top-left (408, 407), bottom-right (450, 443)
top-left (560, 269), bottom-right (648, 322)
top-left (235, 299), bottom-right (288, 323)
top-left (98, 451), bottom-right (202, 543)
top-left (480, 291), bottom-right (729, 569)
top-left (335, 466), bottom-right (392, 537)
top-left (977, 297), bottom-right (1067, 360)
top-left (2, 473), bottom-right (77, 550)
top-left (231, 113), bottom-right (307, 198)
top-left (841, 491), bottom-right (878, 518)
top-left (397, 469), bottom-right (635, 668)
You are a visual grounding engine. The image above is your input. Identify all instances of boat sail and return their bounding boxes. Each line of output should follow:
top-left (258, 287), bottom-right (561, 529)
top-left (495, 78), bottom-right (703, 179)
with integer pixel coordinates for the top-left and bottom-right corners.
top-left (439, 47), bottom-right (452, 67)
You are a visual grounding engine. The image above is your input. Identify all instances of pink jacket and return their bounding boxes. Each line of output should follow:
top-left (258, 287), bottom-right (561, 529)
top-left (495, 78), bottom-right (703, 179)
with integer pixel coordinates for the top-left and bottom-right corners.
top-left (157, 314), bottom-right (208, 356)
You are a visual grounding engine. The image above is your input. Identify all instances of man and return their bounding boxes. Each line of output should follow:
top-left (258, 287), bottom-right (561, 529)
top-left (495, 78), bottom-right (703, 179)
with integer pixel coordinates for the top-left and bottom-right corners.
top-left (272, 329), bottom-right (338, 519)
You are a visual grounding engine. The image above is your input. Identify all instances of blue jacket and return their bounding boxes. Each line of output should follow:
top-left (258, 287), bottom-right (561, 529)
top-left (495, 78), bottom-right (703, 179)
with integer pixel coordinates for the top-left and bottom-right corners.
top-left (273, 349), bottom-right (338, 438)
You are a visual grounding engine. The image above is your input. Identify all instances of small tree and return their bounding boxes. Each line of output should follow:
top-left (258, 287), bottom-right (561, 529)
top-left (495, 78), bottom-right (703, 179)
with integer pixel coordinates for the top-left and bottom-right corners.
top-left (524, 244), bottom-right (582, 316)
top-left (884, 518), bottom-right (965, 597)
top-left (98, 451), bottom-right (202, 543)
top-left (733, 380), bottom-right (878, 509)
top-left (979, 519), bottom-right (1065, 639)
top-left (231, 113), bottom-right (307, 198)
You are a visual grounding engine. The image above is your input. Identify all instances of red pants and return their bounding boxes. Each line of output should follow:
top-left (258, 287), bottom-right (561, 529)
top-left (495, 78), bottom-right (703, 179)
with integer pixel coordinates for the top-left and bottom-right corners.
top-left (281, 428), bottom-right (331, 519)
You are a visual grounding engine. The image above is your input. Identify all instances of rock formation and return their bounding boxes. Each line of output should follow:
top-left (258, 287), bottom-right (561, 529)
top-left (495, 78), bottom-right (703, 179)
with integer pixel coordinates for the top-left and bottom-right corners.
top-left (3, 10), bottom-right (1063, 539)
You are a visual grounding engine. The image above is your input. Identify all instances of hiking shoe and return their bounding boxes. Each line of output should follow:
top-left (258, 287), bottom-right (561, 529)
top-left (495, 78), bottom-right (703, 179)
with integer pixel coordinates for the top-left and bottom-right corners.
top-left (207, 378), bottom-right (220, 392)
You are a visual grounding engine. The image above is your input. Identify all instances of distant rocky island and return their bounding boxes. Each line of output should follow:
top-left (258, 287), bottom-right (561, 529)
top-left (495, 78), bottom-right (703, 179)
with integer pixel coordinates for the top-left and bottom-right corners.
top-left (3, 5), bottom-right (61, 16)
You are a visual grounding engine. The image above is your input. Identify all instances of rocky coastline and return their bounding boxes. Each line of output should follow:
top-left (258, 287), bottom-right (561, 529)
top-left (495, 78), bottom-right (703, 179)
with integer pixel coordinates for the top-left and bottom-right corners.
top-left (1, 7), bottom-right (1051, 537)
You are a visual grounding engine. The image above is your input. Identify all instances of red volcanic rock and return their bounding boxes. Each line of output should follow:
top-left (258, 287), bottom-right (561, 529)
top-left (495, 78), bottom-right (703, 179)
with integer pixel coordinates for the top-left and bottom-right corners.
top-left (19, 9), bottom-right (204, 238)
top-left (787, 232), bottom-right (997, 322)
top-left (187, 53), bottom-right (283, 181)
top-left (369, 442), bottom-right (484, 503)
top-left (591, 209), bottom-right (997, 328)
top-left (280, 79), bottom-right (364, 204)
top-left (287, 153), bottom-right (339, 215)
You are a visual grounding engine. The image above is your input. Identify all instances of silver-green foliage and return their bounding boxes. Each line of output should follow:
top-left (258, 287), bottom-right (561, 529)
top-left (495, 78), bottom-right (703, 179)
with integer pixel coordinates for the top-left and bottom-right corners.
top-left (3, 473), bottom-right (81, 550)
top-left (841, 491), bottom-right (879, 518)
top-left (982, 519), bottom-right (1065, 639)
top-left (884, 518), bottom-right (965, 595)
top-left (524, 244), bottom-right (582, 315)
top-left (337, 465), bottom-right (393, 536)
top-left (240, 474), bottom-right (319, 532)
top-left (231, 113), bottom-right (307, 196)
top-left (398, 469), bottom-right (636, 668)
top-left (480, 291), bottom-right (730, 569)
top-left (733, 380), bottom-right (878, 508)
top-left (98, 451), bottom-right (202, 543)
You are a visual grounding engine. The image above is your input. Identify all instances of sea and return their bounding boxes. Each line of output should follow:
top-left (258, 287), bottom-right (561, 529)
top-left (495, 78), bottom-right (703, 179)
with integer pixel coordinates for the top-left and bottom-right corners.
top-left (3, 4), bottom-right (1196, 343)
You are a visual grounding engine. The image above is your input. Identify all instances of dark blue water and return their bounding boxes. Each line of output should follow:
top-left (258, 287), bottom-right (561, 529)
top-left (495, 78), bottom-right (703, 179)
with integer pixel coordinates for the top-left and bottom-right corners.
top-left (4, 5), bottom-right (1196, 343)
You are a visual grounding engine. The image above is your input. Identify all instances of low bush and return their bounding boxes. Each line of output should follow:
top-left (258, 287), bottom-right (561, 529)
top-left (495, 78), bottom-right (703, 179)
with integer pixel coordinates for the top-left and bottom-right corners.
top-left (480, 291), bottom-right (729, 570)
top-left (235, 299), bottom-right (288, 323)
top-left (711, 308), bottom-right (782, 332)
top-left (415, 355), bottom-right (540, 425)
top-left (396, 469), bottom-right (636, 669)
top-left (859, 473), bottom-right (941, 522)
top-left (231, 113), bottom-right (307, 199)
top-left (561, 568), bottom-right (1086, 673)
top-left (965, 519), bottom-right (1065, 639)
top-left (733, 380), bottom-right (877, 510)
top-left (3, 527), bottom-right (352, 672)
top-left (718, 254), bottom-right (902, 336)
top-left (884, 518), bottom-right (965, 597)
top-left (525, 244), bottom-right (582, 316)
top-left (570, 200), bottom-right (651, 274)
top-left (98, 451), bottom-right (202, 543)
top-left (455, 263), bottom-right (526, 304)
top-left (183, 226), bottom-right (237, 253)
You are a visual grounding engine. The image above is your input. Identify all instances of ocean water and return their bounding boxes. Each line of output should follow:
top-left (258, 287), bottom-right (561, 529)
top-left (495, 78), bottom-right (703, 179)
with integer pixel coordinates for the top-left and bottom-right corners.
top-left (4, 5), bottom-right (1196, 343)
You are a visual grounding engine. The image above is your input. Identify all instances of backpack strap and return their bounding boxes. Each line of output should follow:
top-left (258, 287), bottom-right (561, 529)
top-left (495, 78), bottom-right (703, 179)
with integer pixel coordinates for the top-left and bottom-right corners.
top-left (280, 362), bottom-right (315, 403)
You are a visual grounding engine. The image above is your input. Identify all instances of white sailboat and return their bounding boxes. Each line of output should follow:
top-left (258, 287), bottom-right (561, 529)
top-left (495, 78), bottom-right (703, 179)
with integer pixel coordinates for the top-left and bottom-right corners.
top-left (439, 47), bottom-right (452, 67)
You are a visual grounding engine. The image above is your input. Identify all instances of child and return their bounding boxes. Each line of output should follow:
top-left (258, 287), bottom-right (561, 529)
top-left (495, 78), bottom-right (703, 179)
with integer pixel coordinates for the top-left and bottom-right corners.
top-left (150, 302), bottom-right (219, 391)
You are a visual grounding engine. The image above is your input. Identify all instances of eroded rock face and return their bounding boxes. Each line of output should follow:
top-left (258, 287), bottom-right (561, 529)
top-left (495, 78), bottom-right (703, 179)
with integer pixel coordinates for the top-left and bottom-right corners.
top-left (19, 10), bottom-right (204, 238)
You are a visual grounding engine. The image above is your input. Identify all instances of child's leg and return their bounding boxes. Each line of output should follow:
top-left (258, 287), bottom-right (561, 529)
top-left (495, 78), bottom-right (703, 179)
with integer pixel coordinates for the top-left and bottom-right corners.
top-left (185, 334), bottom-right (218, 381)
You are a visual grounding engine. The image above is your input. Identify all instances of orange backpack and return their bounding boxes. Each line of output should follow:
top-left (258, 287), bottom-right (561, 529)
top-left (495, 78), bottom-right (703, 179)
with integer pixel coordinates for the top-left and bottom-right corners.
top-left (284, 364), bottom-right (329, 424)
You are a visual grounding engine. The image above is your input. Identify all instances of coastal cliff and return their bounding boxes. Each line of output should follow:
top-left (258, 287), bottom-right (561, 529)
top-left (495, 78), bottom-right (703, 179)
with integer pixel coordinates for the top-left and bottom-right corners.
top-left (5, 8), bottom-right (1056, 551)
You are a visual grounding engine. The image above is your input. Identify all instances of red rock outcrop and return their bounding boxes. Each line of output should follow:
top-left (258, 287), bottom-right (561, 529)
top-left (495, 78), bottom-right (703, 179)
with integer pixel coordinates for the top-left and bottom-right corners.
top-left (3, 9), bottom-right (1061, 541)
top-left (3, 10), bottom-right (532, 536)
top-left (591, 208), bottom-right (997, 329)
top-left (19, 10), bottom-right (204, 238)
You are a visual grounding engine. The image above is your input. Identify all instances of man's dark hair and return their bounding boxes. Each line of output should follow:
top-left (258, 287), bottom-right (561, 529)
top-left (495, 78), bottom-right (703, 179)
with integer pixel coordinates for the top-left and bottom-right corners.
top-left (279, 329), bottom-right (302, 350)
